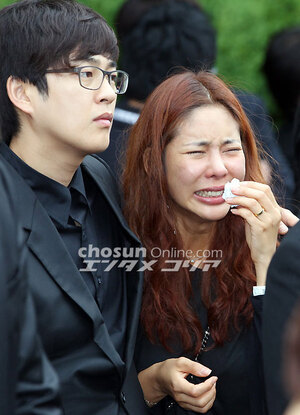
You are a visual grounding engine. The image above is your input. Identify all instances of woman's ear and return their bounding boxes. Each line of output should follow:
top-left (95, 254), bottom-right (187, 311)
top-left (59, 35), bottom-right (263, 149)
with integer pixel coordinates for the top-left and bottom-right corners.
top-left (6, 76), bottom-right (34, 115)
top-left (143, 147), bottom-right (152, 175)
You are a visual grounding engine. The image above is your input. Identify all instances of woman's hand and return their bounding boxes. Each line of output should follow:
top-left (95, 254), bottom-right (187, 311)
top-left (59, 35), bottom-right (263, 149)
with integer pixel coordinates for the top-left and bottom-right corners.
top-left (225, 181), bottom-right (281, 285)
top-left (138, 357), bottom-right (217, 413)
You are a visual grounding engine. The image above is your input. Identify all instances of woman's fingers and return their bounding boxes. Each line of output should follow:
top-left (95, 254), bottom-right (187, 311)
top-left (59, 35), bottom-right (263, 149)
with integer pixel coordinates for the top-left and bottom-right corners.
top-left (175, 356), bottom-right (212, 377)
top-left (280, 207), bottom-right (299, 229)
top-left (236, 181), bottom-right (278, 204)
top-left (174, 377), bottom-right (217, 413)
top-left (158, 357), bottom-right (212, 397)
top-left (226, 196), bottom-right (266, 219)
top-left (160, 357), bottom-right (217, 412)
top-left (228, 182), bottom-right (279, 217)
top-left (225, 181), bottom-right (281, 226)
top-left (179, 393), bottom-right (216, 414)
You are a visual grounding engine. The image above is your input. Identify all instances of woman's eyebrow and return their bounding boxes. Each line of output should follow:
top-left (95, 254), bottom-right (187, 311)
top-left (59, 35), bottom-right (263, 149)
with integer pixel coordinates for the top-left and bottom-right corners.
top-left (183, 140), bottom-right (209, 147)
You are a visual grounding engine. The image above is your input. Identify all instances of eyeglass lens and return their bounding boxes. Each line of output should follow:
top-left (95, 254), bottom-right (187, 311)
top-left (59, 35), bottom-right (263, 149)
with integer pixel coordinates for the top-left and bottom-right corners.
top-left (79, 67), bottom-right (127, 94)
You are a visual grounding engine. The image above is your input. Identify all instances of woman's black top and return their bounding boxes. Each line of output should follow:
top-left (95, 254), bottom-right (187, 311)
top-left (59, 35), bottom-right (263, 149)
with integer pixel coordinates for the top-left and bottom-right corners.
top-left (134, 270), bottom-right (267, 415)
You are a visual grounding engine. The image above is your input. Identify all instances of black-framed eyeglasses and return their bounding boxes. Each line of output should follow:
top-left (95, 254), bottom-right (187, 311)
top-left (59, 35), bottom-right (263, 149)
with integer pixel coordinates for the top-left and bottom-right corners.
top-left (45, 66), bottom-right (129, 94)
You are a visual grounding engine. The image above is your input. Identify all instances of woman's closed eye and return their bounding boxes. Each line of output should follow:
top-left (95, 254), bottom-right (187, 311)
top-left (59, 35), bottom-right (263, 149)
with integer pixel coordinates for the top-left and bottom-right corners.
top-left (224, 147), bottom-right (242, 153)
top-left (186, 150), bottom-right (206, 155)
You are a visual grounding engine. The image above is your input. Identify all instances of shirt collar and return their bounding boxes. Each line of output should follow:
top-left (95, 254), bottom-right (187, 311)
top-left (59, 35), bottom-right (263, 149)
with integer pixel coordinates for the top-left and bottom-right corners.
top-left (0, 143), bottom-right (88, 227)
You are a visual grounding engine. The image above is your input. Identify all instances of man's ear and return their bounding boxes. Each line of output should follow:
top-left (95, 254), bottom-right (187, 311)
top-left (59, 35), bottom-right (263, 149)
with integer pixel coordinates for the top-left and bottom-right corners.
top-left (6, 76), bottom-right (34, 115)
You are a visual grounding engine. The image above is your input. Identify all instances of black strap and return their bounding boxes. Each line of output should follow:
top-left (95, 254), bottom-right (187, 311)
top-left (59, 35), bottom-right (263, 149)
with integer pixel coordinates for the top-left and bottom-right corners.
top-left (166, 326), bottom-right (211, 412)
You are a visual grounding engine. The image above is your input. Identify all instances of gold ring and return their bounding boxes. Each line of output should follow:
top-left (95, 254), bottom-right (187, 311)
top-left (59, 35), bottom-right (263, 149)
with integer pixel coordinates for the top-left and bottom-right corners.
top-left (255, 208), bottom-right (264, 217)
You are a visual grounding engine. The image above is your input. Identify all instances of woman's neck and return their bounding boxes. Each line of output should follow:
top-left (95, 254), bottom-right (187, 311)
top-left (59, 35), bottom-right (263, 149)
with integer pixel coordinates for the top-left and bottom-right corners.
top-left (176, 217), bottom-right (215, 253)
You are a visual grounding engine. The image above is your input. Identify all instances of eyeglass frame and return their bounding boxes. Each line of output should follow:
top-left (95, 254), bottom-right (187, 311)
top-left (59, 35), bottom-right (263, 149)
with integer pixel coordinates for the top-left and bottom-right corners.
top-left (45, 66), bottom-right (129, 94)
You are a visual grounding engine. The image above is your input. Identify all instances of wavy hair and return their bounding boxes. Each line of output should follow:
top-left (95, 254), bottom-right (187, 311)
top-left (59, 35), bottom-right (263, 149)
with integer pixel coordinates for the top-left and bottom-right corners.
top-left (122, 71), bottom-right (265, 352)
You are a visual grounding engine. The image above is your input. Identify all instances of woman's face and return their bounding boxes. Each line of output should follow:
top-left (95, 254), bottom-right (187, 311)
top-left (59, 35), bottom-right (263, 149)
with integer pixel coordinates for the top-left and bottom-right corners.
top-left (164, 104), bottom-right (246, 226)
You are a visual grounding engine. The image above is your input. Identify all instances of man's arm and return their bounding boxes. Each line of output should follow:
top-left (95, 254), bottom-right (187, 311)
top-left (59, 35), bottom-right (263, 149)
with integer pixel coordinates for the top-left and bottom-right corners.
top-left (16, 288), bottom-right (63, 415)
top-left (0, 166), bottom-right (63, 415)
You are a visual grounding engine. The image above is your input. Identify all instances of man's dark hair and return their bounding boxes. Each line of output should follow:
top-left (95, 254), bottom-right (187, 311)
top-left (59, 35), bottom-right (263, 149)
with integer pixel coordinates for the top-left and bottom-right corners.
top-left (0, 0), bottom-right (119, 144)
top-left (263, 26), bottom-right (300, 120)
top-left (115, 0), bottom-right (216, 101)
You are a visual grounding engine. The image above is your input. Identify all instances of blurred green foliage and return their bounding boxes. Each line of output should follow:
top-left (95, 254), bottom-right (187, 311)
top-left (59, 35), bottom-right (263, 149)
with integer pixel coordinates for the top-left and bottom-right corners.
top-left (0, 0), bottom-right (299, 120)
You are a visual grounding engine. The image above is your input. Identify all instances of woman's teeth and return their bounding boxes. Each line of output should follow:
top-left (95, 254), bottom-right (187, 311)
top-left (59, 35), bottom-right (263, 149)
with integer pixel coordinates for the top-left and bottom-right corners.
top-left (196, 190), bottom-right (224, 197)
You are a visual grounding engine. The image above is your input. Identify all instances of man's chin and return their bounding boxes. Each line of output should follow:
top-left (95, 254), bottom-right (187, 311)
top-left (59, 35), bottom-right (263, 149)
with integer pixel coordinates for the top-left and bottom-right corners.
top-left (86, 138), bottom-right (110, 155)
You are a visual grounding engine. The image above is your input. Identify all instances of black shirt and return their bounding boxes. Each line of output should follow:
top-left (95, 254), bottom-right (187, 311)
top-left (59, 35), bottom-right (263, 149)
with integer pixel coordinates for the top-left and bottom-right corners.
top-left (134, 269), bottom-right (266, 415)
top-left (1, 143), bottom-right (127, 359)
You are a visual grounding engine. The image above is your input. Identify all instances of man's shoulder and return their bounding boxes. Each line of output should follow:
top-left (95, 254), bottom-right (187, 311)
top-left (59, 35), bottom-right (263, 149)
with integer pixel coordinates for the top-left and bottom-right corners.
top-left (84, 153), bottom-right (115, 174)
top-left (83, 154), bottom-right (119, 188)
top-left (83, 154), bottom-right (122, 206)
top-left (0, 157), bottom-right (21, 276)
top-left (0, 153), bottom-right (38, 227)
top-left (0, 155), bottom-right (19, 208)
top-left (0, 152), bottom-right (25, 189)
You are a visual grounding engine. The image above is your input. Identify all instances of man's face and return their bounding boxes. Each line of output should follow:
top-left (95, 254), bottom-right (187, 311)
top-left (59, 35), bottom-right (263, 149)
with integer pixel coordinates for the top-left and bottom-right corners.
top-left (29, 54), bottom-right (117, 157)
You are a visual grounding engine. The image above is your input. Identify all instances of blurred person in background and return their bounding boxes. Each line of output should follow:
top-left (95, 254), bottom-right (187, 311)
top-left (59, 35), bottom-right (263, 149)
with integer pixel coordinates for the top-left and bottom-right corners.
top-left (101, 0), bottom-right (295, 210)
top-left (263, 26), bottom-right (300, 168)
top-left (263, 26), bottom-right (300, 214)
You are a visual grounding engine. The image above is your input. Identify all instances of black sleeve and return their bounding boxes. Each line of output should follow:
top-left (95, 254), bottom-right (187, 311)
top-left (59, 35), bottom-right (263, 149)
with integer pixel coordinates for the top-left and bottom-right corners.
top-left (0, 166), bottom-right (63, 415)
top-left (16, 290), bottom-right (63, 415)
top-left (250, 294), bottom-right (264, 344)
top-left (263, 223), bottom-right (300, 415)
top-left (248, 295), bottom-right (268, 415)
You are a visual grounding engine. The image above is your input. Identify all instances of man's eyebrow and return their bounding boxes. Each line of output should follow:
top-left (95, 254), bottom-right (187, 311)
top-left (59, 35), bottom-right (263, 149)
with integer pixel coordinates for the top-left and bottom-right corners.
top-left (85, 57), bottom-right (117, 68)
top-left (71, 57), bottom-right (117, 68)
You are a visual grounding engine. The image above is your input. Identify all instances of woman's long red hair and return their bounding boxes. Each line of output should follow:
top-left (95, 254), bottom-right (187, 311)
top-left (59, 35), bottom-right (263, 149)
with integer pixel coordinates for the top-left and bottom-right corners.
top-left (122, 71), bottom-right (266, 353)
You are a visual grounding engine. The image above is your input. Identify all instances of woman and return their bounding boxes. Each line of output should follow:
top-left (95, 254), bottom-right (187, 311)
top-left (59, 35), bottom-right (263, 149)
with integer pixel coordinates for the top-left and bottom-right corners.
top-left (122, 71), bottom-right (281, 414)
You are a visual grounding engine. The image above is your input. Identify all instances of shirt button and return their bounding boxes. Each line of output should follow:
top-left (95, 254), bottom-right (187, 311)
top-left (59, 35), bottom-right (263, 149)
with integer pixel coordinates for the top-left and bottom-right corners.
top-left (120, 391), bottom-right (126, 404)
top-left (97, 277), bottom-right (102, 284)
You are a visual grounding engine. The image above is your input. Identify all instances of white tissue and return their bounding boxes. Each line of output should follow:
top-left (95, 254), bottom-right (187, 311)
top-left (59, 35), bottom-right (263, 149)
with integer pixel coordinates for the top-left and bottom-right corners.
top-left (222, 178), bottom-right (240, 207)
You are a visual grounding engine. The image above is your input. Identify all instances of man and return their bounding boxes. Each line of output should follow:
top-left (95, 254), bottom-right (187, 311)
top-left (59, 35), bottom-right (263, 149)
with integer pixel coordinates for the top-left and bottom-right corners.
top-left (263, 111), bottom-right (300, 415)
top-left (0, 162), bottom-right (62, 415)
top-left (263, 221), bottom-right (300, 415)
top-left (0, 1), bottom-right (148, 413)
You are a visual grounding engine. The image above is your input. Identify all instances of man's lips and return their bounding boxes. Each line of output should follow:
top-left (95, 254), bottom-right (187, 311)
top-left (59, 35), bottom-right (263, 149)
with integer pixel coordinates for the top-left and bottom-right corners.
top-left (93, 112), bottom-right (113, 122)
top-left (93, 112), bottom-right (113, 127)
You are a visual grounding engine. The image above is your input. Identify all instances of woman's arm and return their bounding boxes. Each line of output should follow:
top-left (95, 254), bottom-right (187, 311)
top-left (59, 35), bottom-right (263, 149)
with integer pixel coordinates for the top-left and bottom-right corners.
top-left (225, 181), bottom-right (281, 285)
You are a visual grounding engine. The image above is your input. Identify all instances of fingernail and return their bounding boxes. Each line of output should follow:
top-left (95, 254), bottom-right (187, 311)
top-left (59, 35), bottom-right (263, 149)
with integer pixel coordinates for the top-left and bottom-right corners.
top-left (211, 377), bottom-right (218, 386)
top-left (279, 222), bottom-right (288, 234)
top-left (198, 368), bottom-right (212, 376)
